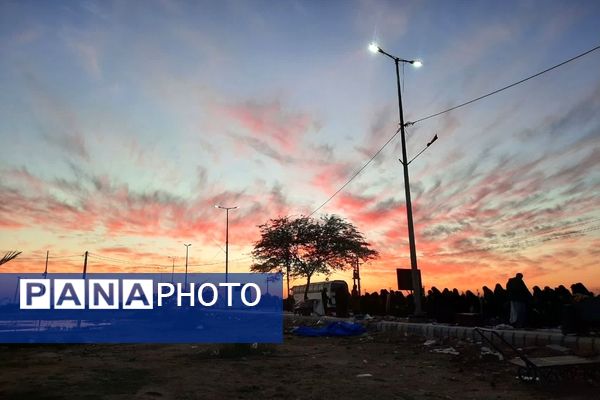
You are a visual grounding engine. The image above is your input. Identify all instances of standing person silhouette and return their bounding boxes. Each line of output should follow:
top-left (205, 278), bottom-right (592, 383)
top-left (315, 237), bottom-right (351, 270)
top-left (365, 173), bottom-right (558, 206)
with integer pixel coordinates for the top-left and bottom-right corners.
top-left (351, 284), bottom-right (360, 315)
top-left (506, 273), bottom-right (532, 328)
top-left (321, 287), bottom-right (329, 316)
top-left (335, 286), bottom-right (350, 318)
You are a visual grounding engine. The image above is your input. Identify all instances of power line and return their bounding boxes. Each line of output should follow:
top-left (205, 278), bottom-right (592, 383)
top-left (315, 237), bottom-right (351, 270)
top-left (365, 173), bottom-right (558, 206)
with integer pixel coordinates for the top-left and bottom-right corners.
top-left (10, 254), bottom-right (82, 261)
top-left (87, 253), bottom-right (138, 265)
top-left (409, 44), bottom-right (600, 125)
top-left (87, 252), bottom-right (251, 269)
top-left (187, 258), bottom-right (250, 267)
top-left (308, 43), bottom-right (600, 216)
top-left (309, 127), bottom-right (402, 216)
top-left (88, 253), bottom-right (171, 267)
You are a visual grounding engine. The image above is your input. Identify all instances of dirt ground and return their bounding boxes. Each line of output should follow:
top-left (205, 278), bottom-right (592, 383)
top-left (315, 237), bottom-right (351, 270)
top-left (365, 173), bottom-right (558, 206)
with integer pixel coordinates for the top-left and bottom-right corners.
top-left (0, 330), bottom-right (598, 400)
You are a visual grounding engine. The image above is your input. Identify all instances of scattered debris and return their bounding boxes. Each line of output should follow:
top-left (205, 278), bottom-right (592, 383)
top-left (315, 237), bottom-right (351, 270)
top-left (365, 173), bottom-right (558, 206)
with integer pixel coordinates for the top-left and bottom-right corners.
top-left (356, 373), bottom-right (373, 378)
top-left (431, 347), bottom-right (460, 356)
top-left (423, 339), bottom-right (437, 346)
top-left (480, 346), bottom-right (504, 361)
top-left (516, 375), bottom-right (539, 382)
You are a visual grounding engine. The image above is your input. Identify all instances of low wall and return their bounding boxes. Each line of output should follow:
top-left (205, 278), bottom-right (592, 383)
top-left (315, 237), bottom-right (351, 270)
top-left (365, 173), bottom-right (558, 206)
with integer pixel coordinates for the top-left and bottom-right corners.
top-left (284, 313), bottom-right (599, 352)
top-left (375, 321), bottom-right (599, 352)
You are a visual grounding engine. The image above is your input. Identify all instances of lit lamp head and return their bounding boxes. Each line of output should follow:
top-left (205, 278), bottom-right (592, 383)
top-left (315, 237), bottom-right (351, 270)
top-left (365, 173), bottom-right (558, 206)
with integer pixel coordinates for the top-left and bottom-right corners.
top-left (368, 42), bottom-right (380, 54)
top-left (215, 204), bottom-right (238, 210)
top-left (412, 59), bottom-right (423, 68)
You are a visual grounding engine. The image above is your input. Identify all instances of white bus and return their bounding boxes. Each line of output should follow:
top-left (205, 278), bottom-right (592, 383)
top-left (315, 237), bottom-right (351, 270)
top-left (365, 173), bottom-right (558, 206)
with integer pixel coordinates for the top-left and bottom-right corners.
top-left (291, 280), bottom-right (349, 315)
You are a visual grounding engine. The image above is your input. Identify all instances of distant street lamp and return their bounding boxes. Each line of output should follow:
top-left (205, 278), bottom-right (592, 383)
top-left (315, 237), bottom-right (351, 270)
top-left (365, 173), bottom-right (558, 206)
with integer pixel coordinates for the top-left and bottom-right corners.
top-left (369, 42), bottom-right (427, 316)
top-left (215, 205), bottom-right (238, 283)
top-left (184, 244), bottom-right (191, 287)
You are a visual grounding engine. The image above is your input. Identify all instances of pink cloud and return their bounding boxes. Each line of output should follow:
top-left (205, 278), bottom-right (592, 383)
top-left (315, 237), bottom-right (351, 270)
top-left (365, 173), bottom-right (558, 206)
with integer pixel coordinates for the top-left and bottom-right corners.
top-left (221, 99), bottom-right (315, 153)
top-left (309, 161), bottom-right (353, 194)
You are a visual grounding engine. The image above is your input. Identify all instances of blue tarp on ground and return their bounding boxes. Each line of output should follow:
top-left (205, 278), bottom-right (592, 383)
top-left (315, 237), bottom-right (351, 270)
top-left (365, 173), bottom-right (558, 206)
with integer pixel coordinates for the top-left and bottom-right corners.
top-left (293, 321), bottom-right (366, 337)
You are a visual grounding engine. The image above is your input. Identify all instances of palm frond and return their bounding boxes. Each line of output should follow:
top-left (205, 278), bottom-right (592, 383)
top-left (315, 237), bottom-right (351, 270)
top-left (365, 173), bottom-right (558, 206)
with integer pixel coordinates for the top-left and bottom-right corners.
top-left (0, 251), bottom-right (22, 266)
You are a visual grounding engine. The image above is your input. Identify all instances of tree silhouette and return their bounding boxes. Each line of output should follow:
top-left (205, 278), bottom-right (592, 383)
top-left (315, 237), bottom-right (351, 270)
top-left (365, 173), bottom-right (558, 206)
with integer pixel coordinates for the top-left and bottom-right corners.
top-left (252, 215), bottom-right (377, 299)
top-left (0, 251), bottom-right (21, 266)
top-left (251, 216), bottom-right (296, 297)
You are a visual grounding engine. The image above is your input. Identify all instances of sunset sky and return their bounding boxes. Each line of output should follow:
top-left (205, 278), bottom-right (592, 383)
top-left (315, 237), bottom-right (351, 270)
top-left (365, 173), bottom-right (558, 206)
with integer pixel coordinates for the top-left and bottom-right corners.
top-left (1, 0), bottom-right (599, 294)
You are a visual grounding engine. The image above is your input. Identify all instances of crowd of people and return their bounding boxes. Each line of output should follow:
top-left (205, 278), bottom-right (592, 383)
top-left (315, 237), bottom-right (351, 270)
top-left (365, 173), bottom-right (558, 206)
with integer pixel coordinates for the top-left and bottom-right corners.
top-left (351, 274), bottom-right (598, 332)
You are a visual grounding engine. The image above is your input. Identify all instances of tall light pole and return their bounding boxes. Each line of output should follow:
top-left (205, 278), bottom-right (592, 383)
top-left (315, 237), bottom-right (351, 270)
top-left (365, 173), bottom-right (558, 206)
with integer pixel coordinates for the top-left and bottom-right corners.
top-left (215, 205), bottom-right (238, 283)
top-left (184, 244), bottom-right (191, 287)
top-left (369, 42), bottom-right (425, 316)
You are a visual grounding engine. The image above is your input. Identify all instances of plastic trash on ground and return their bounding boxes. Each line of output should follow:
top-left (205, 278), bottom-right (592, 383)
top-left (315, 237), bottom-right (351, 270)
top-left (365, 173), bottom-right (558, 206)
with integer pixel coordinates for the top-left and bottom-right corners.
top-left (292, 321), bottom-right (367, 337)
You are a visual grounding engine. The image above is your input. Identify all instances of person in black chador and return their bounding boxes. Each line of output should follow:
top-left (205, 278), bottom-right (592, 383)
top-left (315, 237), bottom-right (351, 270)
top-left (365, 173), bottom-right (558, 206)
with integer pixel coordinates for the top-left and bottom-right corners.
top-left (335, 286), bottom-right (350, 318)
top-left (506, 273), bottom-right (532, 328)
top-left (321, 287), bottom-right (329, 316)
top-left (351, 284), bottom-right (360, 315)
